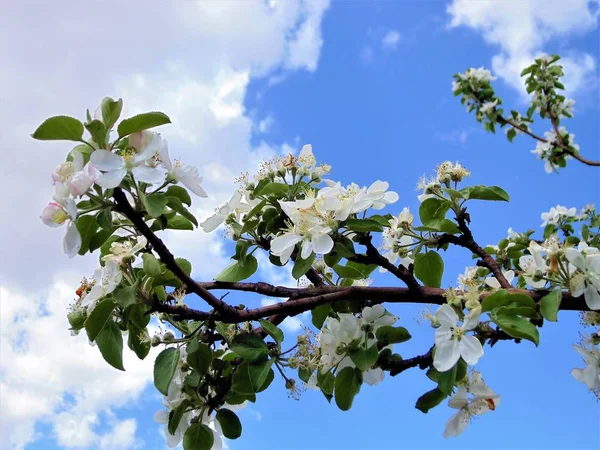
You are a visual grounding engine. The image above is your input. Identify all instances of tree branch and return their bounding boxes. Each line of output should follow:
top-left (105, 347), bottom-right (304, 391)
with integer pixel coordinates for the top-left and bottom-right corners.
top-left (112, 187), bottom-right (240, 317)
top-left (439, 208), bottom-right (511, 288)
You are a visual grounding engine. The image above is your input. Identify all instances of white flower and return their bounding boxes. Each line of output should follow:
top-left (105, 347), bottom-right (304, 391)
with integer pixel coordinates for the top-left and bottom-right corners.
top-left (452, 80), bottom-right (460, 93)
top-left (81, 260), bottom-right (123, 312)
top-left (458, 67), bottom-right (497, 82)
top-left (479, 99), bottom-right (498, 114)
top-left (571, 344), bottom-right (600, 395)
top-left (444, 372), bottom-right (500, 438)
top-left (484, 270), bottom-right (515, 289)
top-left (318, 314), bottom-right (363, 372)
top-left (158, 137), bottom-right (207, 197)
top-left (361, 304), bottom-right (397, 329)
top-left (40, 199), bottom-right (81, 258)
top-left (352, 180), bottom-right (399, 212)
top-left (433, 305), bottom-right (483, 372)
top-left (271, 200), bottom-right (334, 263)
top-left (52, 151), bottom-right (97, 197)
top-left (90, 132), bottom-right (164, 188)
top-left (540, 205), bottom-right (577, 227)
top-left (102, 236), bottom-right (147, 265)
top-left (201, 191), bottom-right (243, 232)
top-left (507, 227), bottom-right (520, 240)
top-left (566, 246), bottom-right (600, 310)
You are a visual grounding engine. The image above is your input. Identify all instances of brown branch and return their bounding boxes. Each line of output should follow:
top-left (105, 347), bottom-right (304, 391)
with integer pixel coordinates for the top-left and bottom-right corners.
top-left (439, 208), bottom-right (511, 289)
top-left (379, 347), bottom-right (433, 377)
top-left (498, 116), bottom-right (600, 167)
top-left (112, 187), bottom-right (240, 318)
top-left (165, 283), bottom-right (588, 323)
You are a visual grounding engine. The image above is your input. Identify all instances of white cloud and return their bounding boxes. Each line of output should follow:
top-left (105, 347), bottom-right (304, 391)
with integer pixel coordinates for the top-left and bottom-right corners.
top-left (360, 46), bottom-right (374, 63)
top-left (99, 419), bottom-right (138, 450)
top-left (382, 30), bottom-right (401, 50)
top-left (258, 115), bottom-right (275, 133)
top-left (0, 1), bottom-right (330, 448)
top-left (447, 0), bottom-right (599, 96)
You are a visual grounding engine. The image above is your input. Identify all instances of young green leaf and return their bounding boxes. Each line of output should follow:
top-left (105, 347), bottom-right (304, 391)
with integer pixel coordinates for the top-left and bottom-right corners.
top-left (32, 115), bottom-right (84, 141)
top-left (334, 367), bottom-right (362, 411)
top-left (183, 423), bottom-right (214, 450)
top-left (154, 348), bottom-right (180, 395)
top-left (215, 255), bottom-right (258, 282)
top-left (540, 290), bottom-right (561, 322)
top-left (259, 319), bottom-right (284, 343)
top-left (84, 299), bottom-right (116, 341)
top-left (230, 333), bottom-right (269, 363)
top-left (216, 409), bottom-right (242, 440)
top-left (117, 112), bottom-right (171, 138)
top-left (95, 320), bottom-right (125, 371)
top-left (414, 252), bottom-right (444, 288)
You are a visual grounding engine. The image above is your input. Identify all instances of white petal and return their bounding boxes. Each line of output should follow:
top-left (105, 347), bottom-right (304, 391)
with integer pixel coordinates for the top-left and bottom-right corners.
top-left (448, 387), bottom-right (468, 410)
top-left (566, 248), bottom-right (587, 272)
top-left (584, 284), bottom-right (600, 310)
top-left (435, 327), bottom-right (453, 346)
top-left (132, 165), bottom-right (164, 185)
top-left (485, 277), bottom-right (501, 289)
top-left (383, 191), bottom-right (399, 204)
top-left (153, 410), bottom-right (168, 424)
top-left (443, 410), bottom-right (470, 438)
top-left (433, 339), bottom-right (460, 372)
top-left (311, 233), bottom-right (334, 255)
top-left (90, 150), bottom-right (124, 171)
top-left (201, 213), bottom-right (226, 233)
top-left (72, 150), bottom-right (84, 170)
top-left (362, 305), bottom-right (384, 322)
top-left (300, 240), bottom-right (313, 260)
top-left (271, 233), bottom-right (302, 255)
top-left (459, 336), bottom-right (484, 366)
top-left (463, 307), bottom-right (481, 331)
top-left (95, 169), bottom-right (127, 189)
top-left (363, 368), bottom-right (385, 386)
top-left (63, 222), bottom-right (81, 258)
top-left (436, 304), bottom-right (458, 327)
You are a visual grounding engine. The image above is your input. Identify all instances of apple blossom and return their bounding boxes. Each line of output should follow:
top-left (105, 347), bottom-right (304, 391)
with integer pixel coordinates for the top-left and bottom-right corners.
top-left (90, 132), bottom-right (165, 188)
top-left (444, 371), bottom-right (500, 438)
top-left (571, 344), bottom-right (600, 396)
top-left (201, 191), bottom-right (244, 232)
top-left (40, 199), bottom-right (81, 258)
top-left (156, 136), bottom-right (207, 197)
top-left (52, 150), bottom-right (97, 197)
top-left (484, 270), bottom-right (515, 289)
top-left (80, 260), bottom-right (123, 313)
top-left (565, 246), bottom-right (600, 310)
top-left (433, 305), bottom-right (483, 372)
top-left (102, 236), bottom-right (148, 265)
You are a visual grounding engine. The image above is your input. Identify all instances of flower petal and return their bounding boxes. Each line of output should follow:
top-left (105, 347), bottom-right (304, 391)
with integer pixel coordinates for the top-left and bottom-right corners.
top-left (90, 150), bottom-right (124, 171)
top-left (311, 233), bottom-right (334, 255)
top-left (435, 304), bottom-right (458, 327)
top-left (132, 165), bottom-right (164, 185)
top-left (459, 336), bottom-right (484, 366)
top-left (433, 339), bottom-right (460, 372)
top-left (271, 233), bottom-right (302, 255)
top-left (63, 221), bottom-right (81, 258)
top-left (95, 169), bottom-right (127, 189)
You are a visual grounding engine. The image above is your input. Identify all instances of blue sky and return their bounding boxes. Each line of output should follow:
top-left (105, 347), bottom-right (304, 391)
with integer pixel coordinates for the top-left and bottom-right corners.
top-left (2, 1), bottom-right (599, 449)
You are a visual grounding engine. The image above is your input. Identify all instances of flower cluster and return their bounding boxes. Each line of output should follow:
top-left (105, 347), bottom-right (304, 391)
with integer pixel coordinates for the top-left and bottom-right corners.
top-left (531, 127), bottom-right (578, 174)
top-left (316, 305), bottom-right (397, 385)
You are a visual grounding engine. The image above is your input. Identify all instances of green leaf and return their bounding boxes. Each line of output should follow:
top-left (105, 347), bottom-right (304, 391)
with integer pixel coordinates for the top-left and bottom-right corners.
top-left (318, 371), bottom-right (335, 396)
top-left (231, 361), bottom-right (254, 395)
top-left (112, 284), bottom-right (137, 308)
top-left (460, 185), bottom-right (510, 202)
top-left (85, 119), bottom-right (107, 146)
top-left (95, 320), bottom-right (125, 371)
top-left (344, 261), bottom-right (378, 279)
top-left (349, 345), bottom-right (379, 371)
top-left (375, 326), bottom-right (412, 345)
top-left (259, 319), bottom-right (284, 343)
top-left (215, 255), bottom-right (258, 282)
top-left (507, 128), bottom-right (517, 143)
top-left (176, 257), bottom-right (192, 276)
top-left (344, 218), bottom-right (383, 233)
top-left (491, 312), bottom-right (540, 345)
top-left (334, 367), bottom-right (362, 411)
top-left (255, 182), bottom-right (289, 196)
top-left (117, 112), bottom-right (171, 138)
top-left (145, 194), bottom-right (168, 218)
top-left (216, 409), bottom-right (242, 440)
top-left (540, 290), bottom-right (561, 322)
top-left (230, 333), bottom-right (269, 363)
top-left (248, 359), bottom-right (274, 391)
top-left (127, 322), bottom-right (150, 360)
top-left (312, 304), bottom-right (332, 329)
top-left (333, 264), bottom-right (364, 280)
top-left (256, 367), bottom-right (275, 393)
top-left (419, 198), bottom-right (450, 228)
top-left (96, 208), bottom-right (113, 230)
top-left (368, 214), bottom-right (393, 227)
top-left (154, 348), bottom-right (180, 395)
top-left (84, 299), bottom-right (116, 341)
top-left (292, 252), bottom-right (315, 279)
top-left (439, 219), bottom-right (461, 235)
top-left (482, 290), bottom-right (536, 312)
top-left (437, 364), bottom-right (458, 395)
top-left (168, 399), bottom-right (191, 436)
top-left (186, 340), bottom-right (213, 377)
top-left (183, 423), bottom-right (214, 450)
top-left (76, 215), bottom-right (98, 255)
top-left (167, 196), bottom-right (198, 227)
top-left (32, 115), bottom-right (84, 141)
top-left (142, 253), bottom-right (163, 277)
top-left (415, 387), bottom-right (447, 413)
top-left (165, 185), bottom-right (192, 206)
top-left (101, 97), bottom-right (123, 129)
top-left (413, 252), bottom-right (444, 288)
